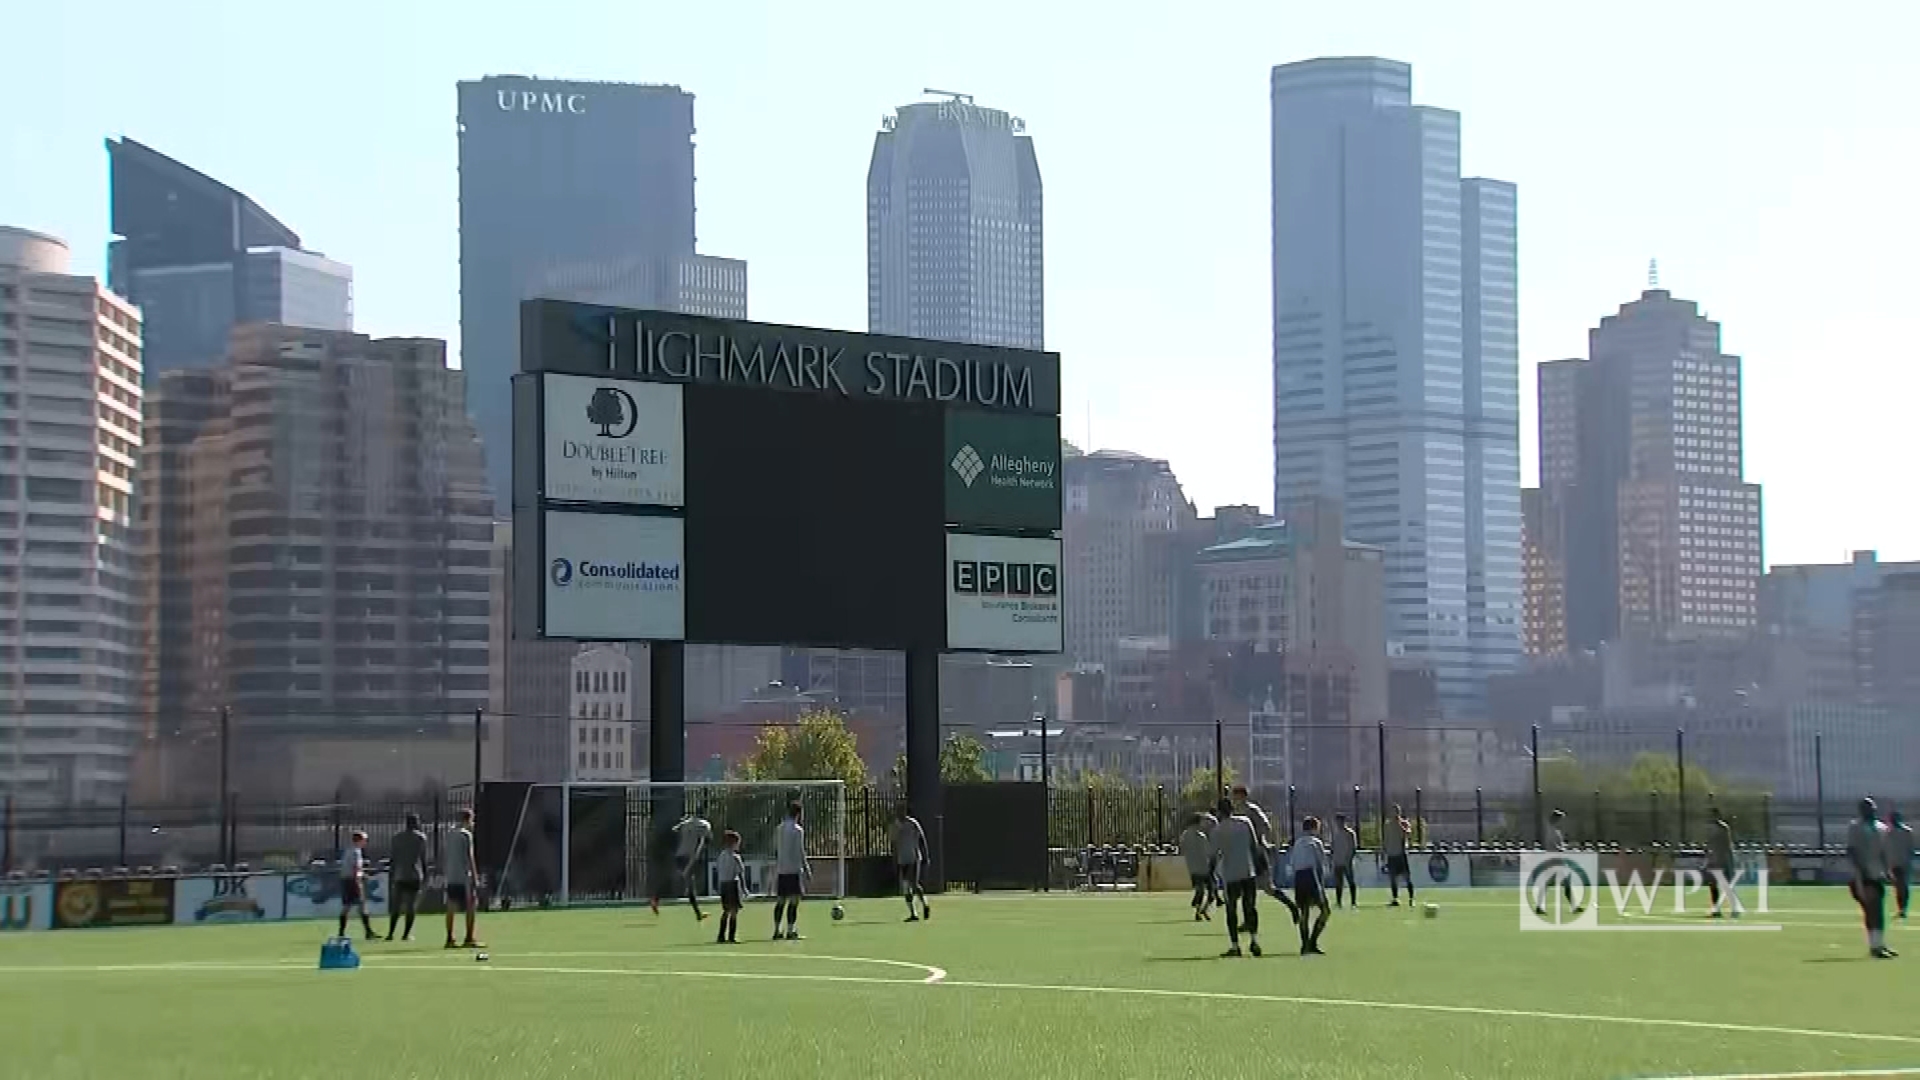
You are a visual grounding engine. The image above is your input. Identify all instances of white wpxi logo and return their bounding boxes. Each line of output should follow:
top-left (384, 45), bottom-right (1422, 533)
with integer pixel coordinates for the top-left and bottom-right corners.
top-left (951, 444), bottom-right (985, 488)
top-left (1518, 852), bottom-right (1775, 932)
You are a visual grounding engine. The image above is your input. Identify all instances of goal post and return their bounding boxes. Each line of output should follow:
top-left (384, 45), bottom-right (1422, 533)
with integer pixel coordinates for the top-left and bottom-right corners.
top-left (496, 780), bottom-right (848, 909)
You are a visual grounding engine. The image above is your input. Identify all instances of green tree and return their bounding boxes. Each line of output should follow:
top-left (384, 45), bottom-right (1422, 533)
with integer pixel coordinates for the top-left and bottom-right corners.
top-left (739, 710), bottom-right (868, 785)
top-left (1179, 764), bottom-right (1236, 807)
top-left (939, 732), bottom-right (991, 784)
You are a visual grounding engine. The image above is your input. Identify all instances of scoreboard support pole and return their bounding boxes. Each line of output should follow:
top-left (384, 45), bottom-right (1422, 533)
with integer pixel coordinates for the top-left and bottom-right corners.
top-left (650, 642), bottom-right (686, 783)
top-left (905, 646), bottom-right (944, 890)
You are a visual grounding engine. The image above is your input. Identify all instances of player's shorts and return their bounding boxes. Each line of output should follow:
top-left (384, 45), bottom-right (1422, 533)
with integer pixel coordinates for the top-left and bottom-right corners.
top-left (445, 883), bottom-right (472, 910)
top-left (339, 877), bottom-right (363, 906)
top-left (392, 879), bottom-right (421, 909)
top-left (1385, 854), bottom-right (1411, 877)
top-left (1293, 869), bottom-right (1325, 906)
top-left (776, 873), bottom-right (804, 899)
top-left (720, 882), bottom-right (742, 911)
top-left (897, 862), bottom-right (921, 889)
top-left (1189, 872), bottom-right (1212, 890)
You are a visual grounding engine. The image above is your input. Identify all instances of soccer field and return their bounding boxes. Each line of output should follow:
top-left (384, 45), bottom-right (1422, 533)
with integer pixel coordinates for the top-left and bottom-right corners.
top-left (0, 888), bottom-right (1913, 1079)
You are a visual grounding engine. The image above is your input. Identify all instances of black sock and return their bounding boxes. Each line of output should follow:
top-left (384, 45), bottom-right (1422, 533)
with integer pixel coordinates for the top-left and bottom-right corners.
top-left (338, 913), bottom-right (348, 937)
top-left (404, 912), bottom-right (416, 937)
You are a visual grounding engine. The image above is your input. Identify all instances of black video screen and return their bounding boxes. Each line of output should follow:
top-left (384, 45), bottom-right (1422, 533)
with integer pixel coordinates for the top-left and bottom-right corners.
top-left (681, 384), bottom-right (944, 650)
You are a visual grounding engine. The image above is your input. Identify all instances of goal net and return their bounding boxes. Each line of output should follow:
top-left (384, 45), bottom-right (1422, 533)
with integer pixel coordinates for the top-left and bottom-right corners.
top-left (495, 781), bottom-right (847, 908)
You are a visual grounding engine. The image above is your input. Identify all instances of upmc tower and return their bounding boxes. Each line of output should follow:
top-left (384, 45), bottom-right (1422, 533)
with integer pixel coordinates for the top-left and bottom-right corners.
top-left (458, 77), bottom-right (747, 505)
top-left (512, 301), bottom-right (1063, 844)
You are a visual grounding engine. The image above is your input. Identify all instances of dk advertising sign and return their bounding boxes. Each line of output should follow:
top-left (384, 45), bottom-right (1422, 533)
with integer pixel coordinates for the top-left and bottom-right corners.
top-left (944, 409), bottom-right (1061, 530)
top-left (544, 510), bottom-right (685, 641)
top-left (946, 532), bottom-right (1062, 653)
top-left (173, 873), bottom-right (286, 924)
top-left (542, 374), bottom-right (683, 507)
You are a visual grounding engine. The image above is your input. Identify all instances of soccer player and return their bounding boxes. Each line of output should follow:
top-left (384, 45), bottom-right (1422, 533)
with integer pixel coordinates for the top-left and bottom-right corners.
top-left (387, 813), bottom-right (429, 941)
top-left (1330, 813), bottom-right (1359, 908)
top-left (443, 808), bottom-right (483, 950)
top-left (1179, 812), bottom-right (1215, 921)
top-left (893, 806), bottom-right (932, 922)
top-left (1534, 809), bottom-right (1580, 915)
top-left (1889, 810), bottom-right (1915, 920)
top-left (337, 831), bottom-right (377, 940)
top-left (1230, 785), bottom-right (1299, 924)
top-left (1383, 804), bottom-right (1415, 906)
top-left (1211, 797), bottom-right (1262, 957)
top-left (1288, 816), bottom-right (1333, 955)
top-left (772, 800), bottom-right (810, 940)
top-left (1847, 797), bottom-right (1896, 959)
top-left (715, 830), bottom-right (747, 945)
top-left (1704, 809), bottom-right (1743, 919)
top-left (669, 813), bottom-right (714, 922)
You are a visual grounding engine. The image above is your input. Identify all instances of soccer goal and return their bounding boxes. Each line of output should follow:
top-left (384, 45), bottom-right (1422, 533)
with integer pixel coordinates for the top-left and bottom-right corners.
top-left (494, 780), bottom-right (848, 908)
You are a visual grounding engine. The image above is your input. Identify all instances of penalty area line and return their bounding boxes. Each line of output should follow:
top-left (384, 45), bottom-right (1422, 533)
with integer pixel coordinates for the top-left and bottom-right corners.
top-left (1629, 1069), bottom-right (1920, 1080)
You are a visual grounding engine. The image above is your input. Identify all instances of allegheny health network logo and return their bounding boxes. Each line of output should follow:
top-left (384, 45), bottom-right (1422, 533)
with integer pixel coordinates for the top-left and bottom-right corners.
top-left (951, 444), bottom-right (986, 488)
top-left (550, 558), bottom-right (575, 586)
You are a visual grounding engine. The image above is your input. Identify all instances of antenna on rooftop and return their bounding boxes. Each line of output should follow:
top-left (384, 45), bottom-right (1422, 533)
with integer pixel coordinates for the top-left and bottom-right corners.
top-left (922, 88), bottom-right (974, 104)
top-left (1648, 259), bottom-right (1660, 288)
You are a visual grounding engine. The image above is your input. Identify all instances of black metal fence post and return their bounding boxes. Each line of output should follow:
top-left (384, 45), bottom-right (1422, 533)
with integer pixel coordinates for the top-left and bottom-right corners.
top-left (1, 794), bottom-right (12, 874)
top-left (472, 707), bottom-right (484, 797)
top-left (1591, 789), bottom-right (1602, 845)
top-left (1413, 788), bottom-right (1424, 846)
top-left (1375, 722), bottom-right (1388, 841)
top-left (1474, 787), bottom-right (1485, 844)
top-left (1650, 790), bottom-right (1662, 845)
top-left (1761, 794), bottom-right (1773, 843)
top-left (1814, 732), bottom-right (1827, 847)
top-left (228, 792), bottom-right (240, 866)
top-left (1676, 728), bottom-right (1689, 846)
top-left (218, 705), bottom-right (232, 863)
top-left (331, 792), bottom-right (343, 859)
top-left (1084, 786), bottom-right (1094, 850)
top-left (1155, 786), bottom-right (1165, 845)
top-left (1287, 786), bottom-right (1298, 841)
top-left (1351, 785), bottom-right (1362, 844)
top-left (1530, 724), bottom-right (1543, 844)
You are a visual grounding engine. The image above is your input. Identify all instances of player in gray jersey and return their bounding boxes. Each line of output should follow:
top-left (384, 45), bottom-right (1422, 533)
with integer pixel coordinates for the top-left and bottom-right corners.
top-left (1330, 814), bottom-right (1359, 908)
top-left (714, 830), bottom-right (747, 945)
top-left (670, 815), bottom-right (713, 922)
top-left (1848, 797), bottom-right (1896, 959)
top-left (1231, 785), bottom-right (1299, 925)
top-left (1211, 798), bottom-right (1263, 957)
top-left (772, 801), bottom-right (810, 940)
top-left (1533, 809), bottom-right (1581, 915)
top-left (1889, 810), bottom-right (1914, 920)
top-left (1383, 804), bottom-right (1415, 905)
top-left (337, 831), bottom-right (377, 941)
top-left (1178, 813), bottom-right (1216, 920)
top-left (443, 808), bottom-right (483, 949)
top-left (1287, 818), bottom-right (1332, 955)
top-left (893, 807), bottom-right (931, 922)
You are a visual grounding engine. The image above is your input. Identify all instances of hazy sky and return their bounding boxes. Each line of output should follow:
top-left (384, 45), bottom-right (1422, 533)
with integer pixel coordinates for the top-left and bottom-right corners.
top-left (4, 1), bottom-right (1915, 565)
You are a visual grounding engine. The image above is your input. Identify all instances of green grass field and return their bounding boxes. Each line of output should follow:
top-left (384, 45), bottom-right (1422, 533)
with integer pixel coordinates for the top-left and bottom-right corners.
top-left (0, 887), bottom-right (1914, 1079)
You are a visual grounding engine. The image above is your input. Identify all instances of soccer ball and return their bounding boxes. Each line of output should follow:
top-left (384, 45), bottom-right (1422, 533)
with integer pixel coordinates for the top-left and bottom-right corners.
top-left (475, 952), bottom-right (490, 962)
top-left (831, 903), bottom-right (846, 922)
top-left (1423, 903), bottom-right (1439, 919)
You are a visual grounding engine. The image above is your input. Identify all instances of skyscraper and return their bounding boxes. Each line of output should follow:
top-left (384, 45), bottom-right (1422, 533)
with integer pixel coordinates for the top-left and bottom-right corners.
top-left (140, 325), bottom-right (492, 798)
top-left (1270, 57), bottom-right (1521, 714)
top-left (456, 76), bottom-right (747, 505)
top-left (0, 227), bottom-right (144, 805)
top-left (1541, 289), bottom-right (1763, 647)
top-left (867, 94), bottom-right (1044, 349)
top-left (1063, 450), bottom-right (1195, 672)
top-left (106, 138), bottom-right (352, 375)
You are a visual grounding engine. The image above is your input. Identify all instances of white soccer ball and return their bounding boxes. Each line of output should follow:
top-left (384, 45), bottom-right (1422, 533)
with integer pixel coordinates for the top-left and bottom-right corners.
top-left (831, 903), bottom-right (846, 922)
top-left (475, 952), bottom-right (490, 962)
top-left (1423, 903), bottom-right (1438, 919)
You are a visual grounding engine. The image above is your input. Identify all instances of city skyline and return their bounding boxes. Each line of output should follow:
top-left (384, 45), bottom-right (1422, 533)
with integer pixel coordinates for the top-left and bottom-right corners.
top-left (2, 2), bottom-right (1915, 567)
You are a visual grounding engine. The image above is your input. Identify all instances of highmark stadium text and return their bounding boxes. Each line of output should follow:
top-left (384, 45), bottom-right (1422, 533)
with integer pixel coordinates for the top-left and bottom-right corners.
top-left (549, 558), bottom-right (682, 591)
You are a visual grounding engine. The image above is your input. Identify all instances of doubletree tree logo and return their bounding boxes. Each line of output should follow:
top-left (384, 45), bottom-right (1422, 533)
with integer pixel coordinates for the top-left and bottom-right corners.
top-left (585, 386), bottom-right (639, 438)
top-left (951, 444), bottom-right (985, 487)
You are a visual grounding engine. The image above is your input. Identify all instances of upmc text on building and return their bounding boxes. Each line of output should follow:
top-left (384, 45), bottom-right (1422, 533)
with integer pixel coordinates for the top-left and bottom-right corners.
top-left (511, 299), bottom-right (1063, 846)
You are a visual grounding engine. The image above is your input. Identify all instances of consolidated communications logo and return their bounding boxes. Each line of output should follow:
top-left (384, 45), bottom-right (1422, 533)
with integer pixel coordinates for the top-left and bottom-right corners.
top-left (550, 558), bottom-right (575, 586)
top-left (951, 444), bottom-right (986, 488)
top-left (550, 556), bottom-right (681, 592)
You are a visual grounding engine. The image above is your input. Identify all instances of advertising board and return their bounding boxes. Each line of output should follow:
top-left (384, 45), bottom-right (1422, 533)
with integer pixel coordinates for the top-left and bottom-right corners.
top-left (172, 873), bottom-right (286, 924)
top-left (542, 374), bottom-right (683, 507)
top-left (0, 881), bottom-right (52, 932)
top-left (544, 511), bottom-right (685, 641)
top-left (284, 871), bottom-right (390, 918)
top-left (944, 409), bottom-right (1061, 529)
top-left (52, 878), bottom-right (174, 929)
top-left (945, 532), bottom-right (1062, 653)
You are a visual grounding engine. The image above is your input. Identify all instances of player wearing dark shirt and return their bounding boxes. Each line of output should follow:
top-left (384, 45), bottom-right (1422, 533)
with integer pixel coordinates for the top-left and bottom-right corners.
top-left (1848, 798), bottom-right (1896, 959)
top-left (387, 814), bottom-right (429, 941)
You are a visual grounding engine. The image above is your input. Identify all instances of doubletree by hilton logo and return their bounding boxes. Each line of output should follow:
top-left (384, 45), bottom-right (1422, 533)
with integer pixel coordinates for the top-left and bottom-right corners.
top-left (951, 445), bottom-right (986, 487)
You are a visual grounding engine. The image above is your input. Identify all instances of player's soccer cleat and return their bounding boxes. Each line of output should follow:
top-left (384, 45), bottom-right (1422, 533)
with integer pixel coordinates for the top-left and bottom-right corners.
top-left (1221, 946), bottom-right (1242, 958)
top-left (1248, 941), bottom-right (1263, 958)
top-left (906, 914), bottom-right (920, 922)
top-left (445, 940), bottom-right (459, 949)
top-left (1194, 911), bottom-right (1204, 922)
top-left (1308, 943), bottom-right (1326, 956)
top-left (921, 906), bottom-right (930, 920)
top-left (1872, 946), bottom-right (1897, 959)
top-left (697, 911), bottom-right (710, 921)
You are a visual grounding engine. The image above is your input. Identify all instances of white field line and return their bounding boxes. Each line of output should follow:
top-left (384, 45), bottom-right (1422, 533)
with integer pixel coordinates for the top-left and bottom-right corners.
top-left (2, 957), bottom-right (1915, 1047)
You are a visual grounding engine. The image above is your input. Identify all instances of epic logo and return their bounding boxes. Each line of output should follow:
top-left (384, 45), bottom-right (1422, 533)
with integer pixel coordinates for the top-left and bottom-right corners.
top-left (952, 560), bottom-right (1058, 597)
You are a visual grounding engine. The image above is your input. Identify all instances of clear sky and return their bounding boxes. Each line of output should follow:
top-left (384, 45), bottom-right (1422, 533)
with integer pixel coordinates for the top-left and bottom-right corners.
top-left (4, 0), bottom-right (1915, 566)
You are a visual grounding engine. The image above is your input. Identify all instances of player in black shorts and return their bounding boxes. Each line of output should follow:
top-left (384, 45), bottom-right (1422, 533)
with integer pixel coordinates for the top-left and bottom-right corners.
top-left (714, 830), bottom-right (747, 945)
top-left (1287, 817), bottom-right (1332, 955)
